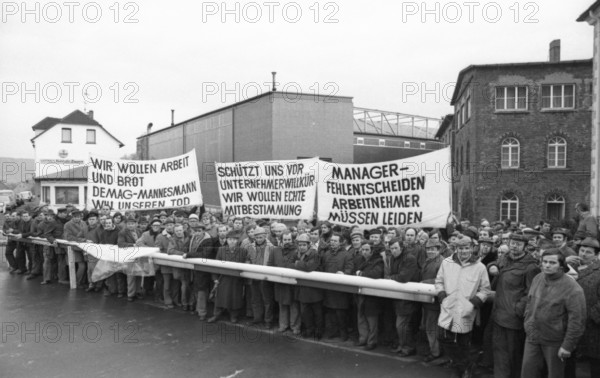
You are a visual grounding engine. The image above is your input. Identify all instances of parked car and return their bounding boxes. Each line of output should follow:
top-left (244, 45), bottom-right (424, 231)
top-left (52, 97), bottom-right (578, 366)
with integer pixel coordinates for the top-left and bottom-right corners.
top-left (19, 191), bottom-right (33, 202)
top-left (0, 195), bottom-right (15, 214)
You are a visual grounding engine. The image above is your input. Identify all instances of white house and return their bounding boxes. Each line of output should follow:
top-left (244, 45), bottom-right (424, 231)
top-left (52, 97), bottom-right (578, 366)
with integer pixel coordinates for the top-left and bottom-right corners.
top-left (31, 109), bottom-right (124, 210)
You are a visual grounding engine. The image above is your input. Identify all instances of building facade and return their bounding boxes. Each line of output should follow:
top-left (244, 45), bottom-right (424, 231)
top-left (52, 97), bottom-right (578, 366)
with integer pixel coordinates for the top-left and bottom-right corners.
top-left (137, 91), bottom-right (445, 209)
top-left (31, 110), bottom-right (124, 210)
top-left (445, 54), bottom-right (592, 225)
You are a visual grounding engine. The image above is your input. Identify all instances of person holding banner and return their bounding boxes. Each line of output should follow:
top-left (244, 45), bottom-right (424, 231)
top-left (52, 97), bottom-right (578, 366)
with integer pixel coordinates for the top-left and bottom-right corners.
top-left (84, 211), bottom-right (104, 292)
top-left (208, 231), bottom-right (248, 324)
top-left (100, 217), bottom-right (126, 297)
top-left (118, 215), bottom-right (143, 302)
top-left (246, 227), bottom-right (276, 329)
top-left (40, 210), bottom-right (64, 285)
top-left (294, 233), bottom-right (324, 340)
top-left (14, 211), bottom-right (34, 276)
top-left (321, 232), bottom-right (353, 341)
top-left (63, 210), bottom-right (89, 289)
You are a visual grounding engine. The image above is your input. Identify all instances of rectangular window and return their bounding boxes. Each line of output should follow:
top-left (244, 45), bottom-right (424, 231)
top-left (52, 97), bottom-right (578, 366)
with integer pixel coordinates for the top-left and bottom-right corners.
top-left (61, 128), bottom-right (72, 143)
top-left (466, 95), bottom-right (472, 119)
top-left (457, 109), bottom-right (462, 127)
top-left (55, 186), bottom-right (79, 205)
top-left (42, 186), bottom-right (50, 203)
top-left (404, 141), bottom-right (410, 148)
top-left (356, 137), bottom-right (364, 145)
top-left (420, 142), bottom-right (426, 149)
top-left (496, 86), bottom-right (528, 110)
top-left (501, 202), bottom-right (519, 222)
top-left (547, 203), bottom-right (565, 220)
top-left (86, 129), bottom-right (96, 144)
top-left (541, 84), bottom-right (575, 109)
top-left (379, 139), bottom-right (385, 147)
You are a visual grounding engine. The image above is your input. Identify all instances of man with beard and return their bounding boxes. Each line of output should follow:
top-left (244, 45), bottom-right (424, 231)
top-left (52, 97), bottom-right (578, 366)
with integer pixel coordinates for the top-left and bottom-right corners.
top-left (404, 227), bottom-right (427, 269)
top-left (436, 236), bottom-right (490, 378)
top-left (271, 231), bottom-right (301, 334)
top-left (321, 232), bottom-right (353, 341)
top-left (63, 210), bottom-right (88, 289)
top-left (387, 237), bottom-right (420, 356)
top-left (491, 233), bottom-right (540, 378)
top-left (100, 217), bottom-right (126, 297)
top-left (354, 241), bottom-right (384, 350)
top-left (84, 211), bottom-right (104, 292)
top-left (294, 233), bottom-right (324, 339)
top-left (247, 227), bottom-right (276, 328)
top-left (552, 228), bottom-right (576, 258)
top-left (183, 224), bottom-right (214, 320)
top-left (521, 249), bottom-right (586, 378)
top-left (318, 221), bottom-right (333, 257)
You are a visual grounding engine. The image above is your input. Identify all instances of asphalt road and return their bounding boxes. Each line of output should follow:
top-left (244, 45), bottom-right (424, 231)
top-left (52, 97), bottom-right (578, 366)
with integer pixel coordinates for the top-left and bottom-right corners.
top-left (0, 266), bottom-right (450, 378)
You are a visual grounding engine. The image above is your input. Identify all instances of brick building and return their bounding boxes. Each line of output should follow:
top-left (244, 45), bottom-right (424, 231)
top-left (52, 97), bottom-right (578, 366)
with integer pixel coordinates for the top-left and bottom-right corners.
top-left (443, 46), bottom-right (592, 226)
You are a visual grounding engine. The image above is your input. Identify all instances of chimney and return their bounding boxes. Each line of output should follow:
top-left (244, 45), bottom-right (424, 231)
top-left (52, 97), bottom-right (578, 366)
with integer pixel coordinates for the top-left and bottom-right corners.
top-left (147, 123), bottom-right (153, 134)
top-left (87, 110), bottom-right (94, 119)
top-left (171, 109), bottom-right (175, 126)
top-left (549, 40), bottom-right (561, 63)
top-left (271, 72), bottom-right (277, 91)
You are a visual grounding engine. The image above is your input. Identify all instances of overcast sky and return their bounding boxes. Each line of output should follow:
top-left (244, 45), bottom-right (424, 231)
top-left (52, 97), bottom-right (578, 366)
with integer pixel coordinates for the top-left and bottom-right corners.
top-left (0, 0), bottom-right (595, 159)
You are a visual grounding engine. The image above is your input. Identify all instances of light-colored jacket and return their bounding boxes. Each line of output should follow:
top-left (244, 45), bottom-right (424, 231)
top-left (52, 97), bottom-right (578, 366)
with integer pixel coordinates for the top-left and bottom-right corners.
top-left (435, 254), bottom-right (491, 333)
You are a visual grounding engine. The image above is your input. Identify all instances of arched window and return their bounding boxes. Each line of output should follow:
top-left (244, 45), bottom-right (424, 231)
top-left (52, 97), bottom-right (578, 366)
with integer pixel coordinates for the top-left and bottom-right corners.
top-left (501, 138), bottom-right (520, 168)
top-left (548, 137), bottom-right (567, 168)
top-left (547, 194), bottom-right (565, 220)
top-left (500, 192), bottom-right (519, 221)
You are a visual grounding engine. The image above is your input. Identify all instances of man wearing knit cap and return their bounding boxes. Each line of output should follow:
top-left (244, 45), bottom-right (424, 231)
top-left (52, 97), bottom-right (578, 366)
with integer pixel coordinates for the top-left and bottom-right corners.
top-left (491, 232), bottom-right (540, 378)
top-left (435, 235), bottom-right (490, 378)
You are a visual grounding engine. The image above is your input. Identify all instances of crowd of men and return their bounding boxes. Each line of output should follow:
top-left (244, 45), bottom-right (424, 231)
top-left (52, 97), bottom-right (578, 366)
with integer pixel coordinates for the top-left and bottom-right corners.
top-left (2, 202), bottom-right (600, 378)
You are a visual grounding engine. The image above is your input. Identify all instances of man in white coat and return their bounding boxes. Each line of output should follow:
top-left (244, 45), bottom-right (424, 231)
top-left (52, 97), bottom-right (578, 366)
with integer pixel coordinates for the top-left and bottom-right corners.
top-left (435, 235), bottom-right (491, 378)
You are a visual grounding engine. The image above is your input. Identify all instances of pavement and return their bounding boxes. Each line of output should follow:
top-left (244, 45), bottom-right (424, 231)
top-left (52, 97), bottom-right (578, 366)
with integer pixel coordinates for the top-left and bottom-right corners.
top-left (0, 265), bottom-right (451, 378)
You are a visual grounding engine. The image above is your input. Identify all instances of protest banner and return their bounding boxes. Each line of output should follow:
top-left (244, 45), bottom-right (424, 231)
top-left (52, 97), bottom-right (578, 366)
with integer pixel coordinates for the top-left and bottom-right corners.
top-left (87, 150), bottom-right (202, 211)
top-left (318, 147), bottom-right (452, 228)
top-left (216, 158), bottom-right (319, 219)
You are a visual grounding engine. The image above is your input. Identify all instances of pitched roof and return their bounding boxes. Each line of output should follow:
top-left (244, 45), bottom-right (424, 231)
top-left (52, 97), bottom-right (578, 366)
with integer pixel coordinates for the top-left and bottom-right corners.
top-left (578, 1), bottom-right (600, 21)
top-left (30, 110), bottom-right (124, 147)
top-left (31, 117), bottom-right (61, 131)
top-left (60, 110), bottom-right (101, 127)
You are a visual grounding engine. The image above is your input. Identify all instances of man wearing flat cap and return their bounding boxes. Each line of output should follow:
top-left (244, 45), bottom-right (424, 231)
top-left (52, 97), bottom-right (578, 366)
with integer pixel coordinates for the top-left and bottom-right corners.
top-left (183, 223), bottom-right (215, 320)
top-left (552, 228), bottom-right (576, 258)
top-left (246, 226), bottom-right (276, 328)
top-left (63, 209), bottom-right (89, 288)
top-left (491, 232), bottom-right (540, 378)
top-left (435, 235), bottom-right (490, 378)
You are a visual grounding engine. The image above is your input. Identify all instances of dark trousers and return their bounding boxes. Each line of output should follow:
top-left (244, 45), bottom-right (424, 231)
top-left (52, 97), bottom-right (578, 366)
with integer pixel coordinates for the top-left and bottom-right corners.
top-left (15, 243), bottom-right (28, 271)
top-left (5, 241), bottom-right (17, 270)
top-left (589, 358), bottom-right (600, 378)
top-left (251, 280), bottom-right (274, 324)
top-left (105, 272), bottom-right (126, 295)
top-left (300, 301), bottom-right (324, 337)
top-left (493, 322), bottom-right (526, 378)
top-left (438, 327), bottom-right (473, 372)
top-left (324, 307), bottom-right (348, 338)
top-left (29, 245), bottom-right (43, 275)
top-left (521, 342), bottom-right (564, 378)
